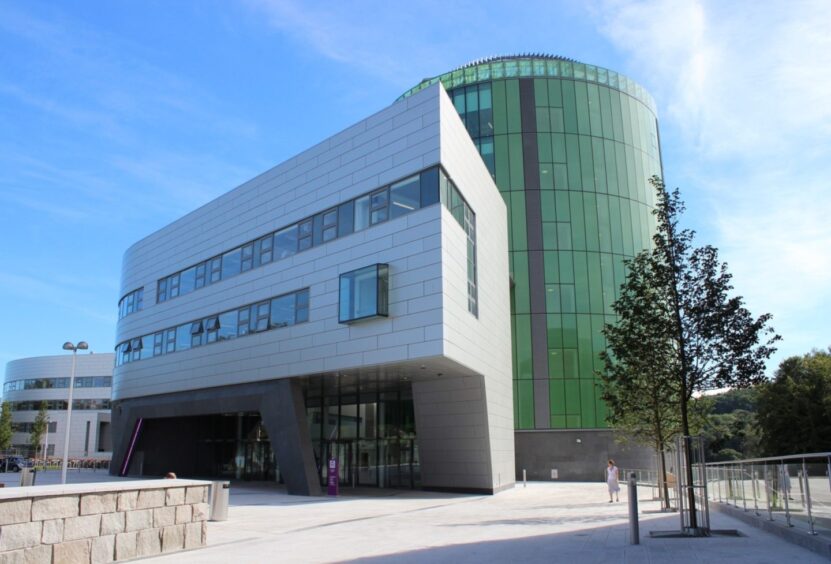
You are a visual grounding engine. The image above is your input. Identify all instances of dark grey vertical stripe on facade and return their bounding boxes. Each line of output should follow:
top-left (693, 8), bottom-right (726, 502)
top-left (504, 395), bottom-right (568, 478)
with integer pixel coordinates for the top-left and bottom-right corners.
top-left (519, 78), bottom-right (550, 430)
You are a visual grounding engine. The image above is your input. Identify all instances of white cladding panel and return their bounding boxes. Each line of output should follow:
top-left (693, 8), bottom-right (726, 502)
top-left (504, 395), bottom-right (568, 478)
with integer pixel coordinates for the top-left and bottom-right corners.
top-left (114, 87), bottom-right (450, 400)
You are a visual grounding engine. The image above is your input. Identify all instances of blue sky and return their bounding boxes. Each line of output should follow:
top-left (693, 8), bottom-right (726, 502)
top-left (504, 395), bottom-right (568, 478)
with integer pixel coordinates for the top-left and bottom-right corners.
top-left (1, 0), bottom-right (829, 373)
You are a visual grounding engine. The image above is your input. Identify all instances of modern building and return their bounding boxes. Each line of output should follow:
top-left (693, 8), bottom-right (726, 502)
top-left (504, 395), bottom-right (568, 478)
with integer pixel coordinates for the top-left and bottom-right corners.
top-left (400, 55), bottom-right (662, 479)
top-left (111, 84), bottom-right (514, 495)
top-left (2, 354), bottom-right (114, 459)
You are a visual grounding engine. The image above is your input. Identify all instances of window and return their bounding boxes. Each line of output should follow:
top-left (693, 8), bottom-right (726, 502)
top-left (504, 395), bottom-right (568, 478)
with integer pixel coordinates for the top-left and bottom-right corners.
top-left (168, 274), bottom-right (180, 299)
top-left (179, 267), bottom-right (195, 296)
top-left (209, 257), bottom-right (222, 283)
top-left (270, 294), bottom-right (294, 328)
top-left (253, 301), bottom-right (270, 332)
top-left (339, 264), bottom-right (389, 323)
top-left (153, 332), bottom-right (164, 356)
top-left (205, 316), bottom-right (219, 343)
top-left (218, 311), bottom-right (237, 341)
top-left (237, 307), bottom-right (251, 337)
top-left (221, 249), bottom-right (241, 279)
top-left (354, 195), bottom-right (370, 231)
top-left (389, 175), bottom-right (420, 219)
top-left (176, 323), bottom-right (191, 351)
top-left (322, 209), bottom-right (338, 242)
top-left (157, 279), bottom-right (168, 303)
top-left (118, 287), bottom-right (144, 318)
top-left (369, 189), bottom-right (388, 225)
top-left (195, 263), bottom-right (206, 289)
top-left (274, 226), bottom-right (298, 260)
top-left (295, 289), bottom-right (309, 323)
top-left (441, 171), bottom-right (478, 316)
top-left (191, 320), bottom-right (204, 348)
top-left (165, 328), bottom-right (177, 353)
top-left (255, 235), bottom-right (273, 267)
top-left (298, 219), bottom-right (313, 251)
top-left (241, 243), bottom-right (254, 272)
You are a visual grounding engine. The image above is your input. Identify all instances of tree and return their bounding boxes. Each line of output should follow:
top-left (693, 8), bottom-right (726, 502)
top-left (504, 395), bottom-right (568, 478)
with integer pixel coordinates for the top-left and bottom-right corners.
top-left (0, 402), bottom-right (13, 452)
top-left (603, 176), bottom-right (780, 529)
top-left (757, 348), bottom-right (831, 455)
top-left (29, 401), bottom-right (49, 459)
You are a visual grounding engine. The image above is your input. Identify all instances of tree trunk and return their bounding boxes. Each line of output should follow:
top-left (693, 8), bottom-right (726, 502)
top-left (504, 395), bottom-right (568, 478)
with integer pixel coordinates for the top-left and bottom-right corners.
top-left (679, 389), bottom-right (698, 529)
top-left (657, 442), bottom-right (670, 511)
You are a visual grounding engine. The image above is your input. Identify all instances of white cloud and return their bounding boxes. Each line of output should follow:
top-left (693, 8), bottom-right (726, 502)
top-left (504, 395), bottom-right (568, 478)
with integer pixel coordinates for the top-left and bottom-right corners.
top-left (594, 0), bottom-right (831, 364)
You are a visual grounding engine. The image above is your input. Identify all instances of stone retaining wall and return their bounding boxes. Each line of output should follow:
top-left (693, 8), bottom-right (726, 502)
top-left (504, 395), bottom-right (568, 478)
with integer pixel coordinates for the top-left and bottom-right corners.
top-left (0, 479), bottom-right (211, 563)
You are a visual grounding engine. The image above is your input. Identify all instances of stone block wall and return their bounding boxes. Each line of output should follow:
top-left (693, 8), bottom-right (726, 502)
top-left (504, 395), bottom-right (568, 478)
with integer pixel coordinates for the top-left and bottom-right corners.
top-left (0, 480), bottom-right (211, 563)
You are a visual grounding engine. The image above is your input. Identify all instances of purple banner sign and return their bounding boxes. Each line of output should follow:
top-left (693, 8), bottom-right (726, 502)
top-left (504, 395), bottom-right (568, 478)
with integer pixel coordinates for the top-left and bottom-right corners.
top-left (327, 457), bottom-right (339, 496)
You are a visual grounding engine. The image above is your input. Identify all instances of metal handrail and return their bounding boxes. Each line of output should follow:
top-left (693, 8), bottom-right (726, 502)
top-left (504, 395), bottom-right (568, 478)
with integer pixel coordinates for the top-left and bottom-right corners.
top-left (706, 452), bottom-right (831, 465)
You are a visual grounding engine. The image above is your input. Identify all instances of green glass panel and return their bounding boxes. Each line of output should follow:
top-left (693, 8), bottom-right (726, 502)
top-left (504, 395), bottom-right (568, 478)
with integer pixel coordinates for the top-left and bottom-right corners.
top-left (595, 396), bottom-right (608, 428)
top-left (640, 204), bottom-right (651, 253)
top-left (613, 255), bottom-right (626, 302)
top-left (517, 380), bottom-right (534, 429)
top-left (555, 191), bottom-right (570, 222)
top-left (547, 314), bottom-right (563, 348)
top-left (579, 136), bottom-right (595, 191)
top-left (564, 379), bottom-right (580, 414)
top-left (494, 135), bottom-right (510, 191)
top-left (534, 79), bottom-right (548, 108)
top-left (561, 80), bottom-right (578, 133)
top-left (630, 200), bottom-right (642, 252)
top-left (615, 142), bottom-right (629, 201)
top-left (539, 164), bottom-right (554, 190)
top-left (550, 108), bottom-right (564, 133)
top-left (587, 252), bottom-right (603, 312)
top-left (596, 194), bottom-right (612, 253)
top-left (511, 313), bottom-right (517, 379)
top-left (506, 80), bottom-right (522, 134)
top-left (508, 134), bottom-right (525, 190)
top-left (562, 314), bottom-right (577, 348)
top-left (513, 380), bottom-right (520, 428)
top-left (599, 86), bottom-right (614, 140)
top-left (609, 196), bottom-right (623, 255)
top-left (569, 192), bottom-right (586, 251)
top-left (543, 251), bottom-right (559, 283)
top-left (557, 223), bottom-right (572, 250)
top-left (558, 250), bottom-right (574, 283)
top-left (511, 191), bottom-right (527, 250)
top-left (550, 379), bottom-right (566, 413)
top-left (492, 80), bottom-right (508, 134)
top-left (536, 106), bottom-right (551, 133)
top-left (542, 222), bottom-right (557, 248)
top-left (513, 252), bottom-right (530, 313)
top-left (573, 251), bottom-right (589, 312)
top-left (563, 350), bottom-right (578, 379)
top-left (591, 314), bottom-right (607, 360)
top-left (610, 90), bottom-right (624, 142)
top-left (560, 284), bottom-right (575, 313)
top-left (565, 135), bottom-right (582, 189)
top-left (566, 414), bottom-right (581, 429)
top-left (583, 193), bottom-right (599, 253)
top-left (580, 380), bottom-right (597, 427)
top-left (550, 414), bottom-right (567, 428)
top-left (548, 79), bottom-right (563, 107)
top-left (545, 284), bottom-right (560, 311)
top-left (604, 139), bottom-right (619, 196)
top-left (600, 252), bottom-right (616, 314)
top-left (537, 133), bottom-right (552, 163)
top-left (620, 198), bottom-right (634, 256)
top-left (620, 93), bottom-right (633, 146)
top-left (515, 314), bottom-right (533, 379)
top-left (592, 138), bottom-right (607, 194)
top-left (540, 191), bottom-right (556, 222)
top-left (549, 348), bottom-right (564, 379)
top-left (552, 133), bottom-right (567, 163)
top-left (577, 314), bottom-right (593, 378)
top-left (625, 144), bottom-right (637, 202)
top-left (553, 164), bottom-right (568, 190)
top-left (587, 84), bottom-right (602, 137)
top-left (574, 81), bottom-right (590, 135)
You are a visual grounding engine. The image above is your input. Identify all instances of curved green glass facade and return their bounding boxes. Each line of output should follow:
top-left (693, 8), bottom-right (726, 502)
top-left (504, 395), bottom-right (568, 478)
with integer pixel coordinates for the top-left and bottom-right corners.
top-left (403, 56), bottom-right (662, 432)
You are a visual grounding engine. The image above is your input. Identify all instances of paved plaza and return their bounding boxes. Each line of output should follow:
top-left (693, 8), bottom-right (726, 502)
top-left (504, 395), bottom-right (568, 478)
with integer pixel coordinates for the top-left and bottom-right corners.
top-left (3, 471), bottom-right (827, 563)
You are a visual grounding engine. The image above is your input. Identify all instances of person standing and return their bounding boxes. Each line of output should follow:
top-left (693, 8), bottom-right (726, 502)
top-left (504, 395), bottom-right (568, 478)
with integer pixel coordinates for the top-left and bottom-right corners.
top-left (607, 459), bottom-right (620, 502)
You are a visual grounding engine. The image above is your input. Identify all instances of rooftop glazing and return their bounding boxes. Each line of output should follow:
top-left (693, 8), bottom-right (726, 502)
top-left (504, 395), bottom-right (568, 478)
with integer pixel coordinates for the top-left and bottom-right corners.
top-left (398, 54), bottom-right (657, 116)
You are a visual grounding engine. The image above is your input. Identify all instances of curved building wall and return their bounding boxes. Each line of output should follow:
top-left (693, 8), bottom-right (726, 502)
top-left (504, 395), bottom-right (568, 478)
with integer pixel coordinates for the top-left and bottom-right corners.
top-left (403, 57), bottom-right (661, 441)
top-left (3, 354), bottom-right (114, 459)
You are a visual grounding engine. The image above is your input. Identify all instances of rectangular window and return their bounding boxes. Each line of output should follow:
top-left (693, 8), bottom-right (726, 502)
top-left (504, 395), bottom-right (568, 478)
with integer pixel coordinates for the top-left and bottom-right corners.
top-left (153, 332), bottom-right (164, 356)
top-left (209, 257), bottom-right (222, 283)
top-left (195, 263), bottom-right (207, 289)
top-left (241, 243), bottom-right (254, 272)
top-left (221, 249), bottom-right (241, 279)
top-left (253, 301), bottom-right (270, 332)
top-left (270, 295), bottom-right (295, 328)
top-left (205, 316), bottom-right (219, 343)
top-left (255, 235), bottom-right (273, 267)
top-left (369, 189), bottom-right (388, 225)
top-left (168, 274), bottom-right (180, 298)
top-left (295, 289), bottom-right (309, 323)
top-left (176, 323), bottom-right (191, 352)
top-left (321, 209), bottom-right (338, 242)
top-left (237, 307), bottom-right (251, 337)
top-left (179, 267), bottom-right (195, 296)
top-left (339, 264), bottom-right (389, 323)
top-left (165, 328), bottom-right (176, 353)
top-left (354, 195), bottom-right (370, 231)
top-left (157, 278), bottom-right (168, 303)
top-left (389, 175), bottom-right (420, 219)
top-left (298, 219), bottom-right (313, 251)
top-left (218, 311), bottom-right (237, 341)
top-left (191, 320), bottom-right (203, 348)
top-left (274, 226), bottom-right (298, 260)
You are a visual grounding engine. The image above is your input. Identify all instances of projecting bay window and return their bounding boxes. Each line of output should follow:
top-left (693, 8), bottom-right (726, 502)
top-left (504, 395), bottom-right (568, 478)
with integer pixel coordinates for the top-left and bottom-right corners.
top-left (339, 264), bottom-right (389, 324)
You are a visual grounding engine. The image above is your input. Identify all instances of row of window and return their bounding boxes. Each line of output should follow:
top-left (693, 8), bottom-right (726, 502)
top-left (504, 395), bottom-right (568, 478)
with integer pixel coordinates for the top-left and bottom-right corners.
top-left (116, 288), bottom-right (309, 367)
top-left (12, 421), bottom-right (57, 433)
top-left (439, 171), bottom-right (478, 316)
top-left (8, 400), bottom-right (111, 411)
top-left (155, 167), bottom-right (441, 305)
top-left (3, 376), bottom-right (113, 393)
top-left (118, 288), bottom-right (144, 319)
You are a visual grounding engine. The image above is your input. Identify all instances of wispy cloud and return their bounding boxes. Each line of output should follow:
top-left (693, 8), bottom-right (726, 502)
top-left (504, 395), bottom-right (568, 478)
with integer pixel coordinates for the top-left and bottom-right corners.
top-left (593, 0), bottom-right (831, 364)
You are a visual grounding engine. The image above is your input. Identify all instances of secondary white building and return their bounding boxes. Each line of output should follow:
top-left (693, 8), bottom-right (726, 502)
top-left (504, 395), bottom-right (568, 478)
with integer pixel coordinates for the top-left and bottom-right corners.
top-left (111, 84), bottom-right (514, 495)
top-left (2, 354), bottom-right (113, 460)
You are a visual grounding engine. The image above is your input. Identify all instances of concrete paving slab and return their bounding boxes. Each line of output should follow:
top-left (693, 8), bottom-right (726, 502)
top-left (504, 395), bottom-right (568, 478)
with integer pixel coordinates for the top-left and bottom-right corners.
top-left (132, 482), bottom-right (829, 563)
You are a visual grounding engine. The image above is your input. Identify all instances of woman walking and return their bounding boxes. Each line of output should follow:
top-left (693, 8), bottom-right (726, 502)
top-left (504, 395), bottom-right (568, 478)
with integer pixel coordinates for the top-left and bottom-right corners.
top-left (607, 459), bottom-right (620, 502)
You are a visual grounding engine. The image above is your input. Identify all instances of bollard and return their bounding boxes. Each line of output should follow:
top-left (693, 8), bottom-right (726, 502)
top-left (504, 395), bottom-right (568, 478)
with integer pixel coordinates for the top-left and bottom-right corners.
top-left (523, 469), bottom-right (527, 488)
top-left (628, 472), bottom-right (639, 545)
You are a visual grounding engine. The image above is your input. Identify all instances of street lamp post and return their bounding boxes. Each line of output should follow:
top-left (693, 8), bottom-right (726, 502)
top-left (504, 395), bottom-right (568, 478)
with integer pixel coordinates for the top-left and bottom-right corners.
top-left (61, 341), bottom-right (88, 484)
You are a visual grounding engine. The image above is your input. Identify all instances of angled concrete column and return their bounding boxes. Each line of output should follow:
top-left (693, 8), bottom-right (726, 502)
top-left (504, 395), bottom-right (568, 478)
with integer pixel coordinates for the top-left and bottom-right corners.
top-left (259, 379), bottom-right (322, 496)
